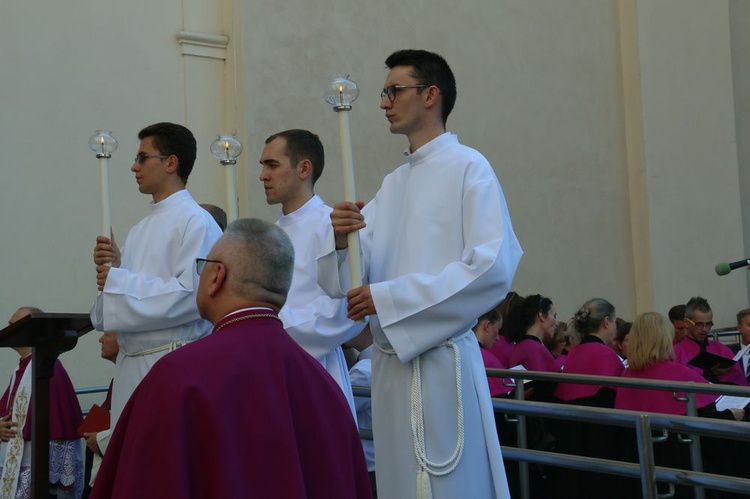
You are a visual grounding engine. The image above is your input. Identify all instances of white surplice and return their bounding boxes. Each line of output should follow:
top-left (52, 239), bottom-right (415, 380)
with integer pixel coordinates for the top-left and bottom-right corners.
top-left (318, 133), bottom-right (522, 499)
top-left (277, 195), bottom-right (364, 419)
top-left (90, 189), bottom-right (222, 427)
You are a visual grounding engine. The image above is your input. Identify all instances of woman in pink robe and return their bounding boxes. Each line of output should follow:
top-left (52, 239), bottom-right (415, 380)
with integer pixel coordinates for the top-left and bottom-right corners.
top-left (472, 306), bottom-right (513, 397)
top-left (553, 298), bottom-right (627, 498)
top-left (505, 294), bottom-right (560, 498)
top-left (615, 312), bottom-right (745, 498)
top-left (489, 291), bottom-right (521, 366)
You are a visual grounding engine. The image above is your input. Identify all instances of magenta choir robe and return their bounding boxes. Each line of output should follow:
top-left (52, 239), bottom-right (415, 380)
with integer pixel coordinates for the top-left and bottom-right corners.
top-left (480, 346), bottom-right (513, 396)
top-left (673, 337), bottom-right (747, 386)
top-left (0, 356), bottom-right (82, 441)
top-left (509, 336), bottom-right (560, 372)
top-left (614, 360), bottom-right (718, 414)
top-left (555, 337), bottom-right (624, 401)
top-left (91, 309), bottom-right (372, 499)
top-left (489, 335), bottom-right (513, 367)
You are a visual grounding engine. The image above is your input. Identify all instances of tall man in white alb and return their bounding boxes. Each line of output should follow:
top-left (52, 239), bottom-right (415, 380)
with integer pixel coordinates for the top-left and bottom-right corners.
top-left (90, 122), bottom-right (222, 428)
top-left (319, 50), bottom-right (523, 498)
top-left (260, 129), bottom-right (365, 417)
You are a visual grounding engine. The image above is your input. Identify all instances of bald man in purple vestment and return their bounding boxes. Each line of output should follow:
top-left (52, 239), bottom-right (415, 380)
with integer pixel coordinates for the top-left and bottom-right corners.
top-left (91, 219), bottom-right (371, 499)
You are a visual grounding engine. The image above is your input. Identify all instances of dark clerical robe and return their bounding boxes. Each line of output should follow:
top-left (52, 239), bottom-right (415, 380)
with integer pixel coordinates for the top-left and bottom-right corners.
top-left (91, 309), bottom-right (372, 499)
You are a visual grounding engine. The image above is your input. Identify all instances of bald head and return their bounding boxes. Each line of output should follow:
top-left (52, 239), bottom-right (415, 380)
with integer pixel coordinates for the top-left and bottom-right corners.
top-left (197, 218), bottom-right (294, 322)
top-left (8, 306), bottom-right (42, 357)
top-left (9, 306), bottom-right (43, 325)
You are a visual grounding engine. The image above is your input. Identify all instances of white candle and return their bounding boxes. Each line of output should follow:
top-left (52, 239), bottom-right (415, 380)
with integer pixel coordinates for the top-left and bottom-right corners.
top-left (337, 110), bottom-right (363, 291)
top-left (224, 163), bottom-right (239, 222)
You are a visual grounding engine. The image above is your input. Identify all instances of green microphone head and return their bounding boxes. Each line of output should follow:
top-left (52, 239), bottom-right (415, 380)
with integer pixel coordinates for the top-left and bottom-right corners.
top-left (715, 262), bottom-right (731, 276)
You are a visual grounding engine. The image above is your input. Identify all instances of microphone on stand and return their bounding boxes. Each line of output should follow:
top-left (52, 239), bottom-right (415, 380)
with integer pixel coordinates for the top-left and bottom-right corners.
top-left (715, 258), bottom-right (750, 276)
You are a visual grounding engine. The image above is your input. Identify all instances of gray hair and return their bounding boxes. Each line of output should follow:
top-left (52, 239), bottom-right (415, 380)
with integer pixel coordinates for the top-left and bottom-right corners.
top-left (570, 298), bottom-right (616, 336)
top-left (220, 218), bottom-right (294, 307)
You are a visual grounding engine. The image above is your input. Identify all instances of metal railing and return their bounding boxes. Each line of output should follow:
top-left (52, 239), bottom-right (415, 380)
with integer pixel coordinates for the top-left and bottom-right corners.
top-left (79, 370), bottom-right (750, 499)
top-left (488, 369), bottom-right (750, 499)
top-left (353, 369), bottom-right (750, 499)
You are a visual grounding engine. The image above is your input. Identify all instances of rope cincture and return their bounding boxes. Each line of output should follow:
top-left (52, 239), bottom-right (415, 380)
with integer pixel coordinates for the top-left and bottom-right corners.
top-left (121, 340), bottom-right (187, 358)
top-left (377, 330), bottom-right (469, 499)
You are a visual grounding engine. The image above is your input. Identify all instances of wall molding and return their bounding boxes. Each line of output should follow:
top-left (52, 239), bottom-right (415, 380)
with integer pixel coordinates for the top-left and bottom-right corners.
top-left (176, 31), bottom-right (229, 60)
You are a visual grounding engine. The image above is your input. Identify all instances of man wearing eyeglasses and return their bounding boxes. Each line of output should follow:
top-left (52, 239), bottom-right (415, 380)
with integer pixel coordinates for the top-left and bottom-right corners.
top-left (673, 296), bottom-right (747, 385)
top-left (90, 122), bottom-right (223, 430)
top-left (90, 219), bottom-right (371, 498)
top-left (319, 50), bottom-right (522, 498)
top-left (259, 129), bottom-right (365, 421)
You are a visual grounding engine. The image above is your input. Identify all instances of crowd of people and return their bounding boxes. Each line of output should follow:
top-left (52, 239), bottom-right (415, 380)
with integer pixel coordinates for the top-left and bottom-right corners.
top-left (2, 45), bottom-right (749, 499)
top-left (2, 48), bottom-right (522, 499)
top-left (472, 293), bottom-right (750, 498)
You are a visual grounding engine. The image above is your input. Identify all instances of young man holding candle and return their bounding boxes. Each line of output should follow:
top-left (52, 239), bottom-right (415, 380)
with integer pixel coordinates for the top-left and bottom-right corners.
top-left (319, 50), bottom-right (522, 498)
top-left (90, 122), bottom-right (222, 430)
top-left (259, 129), bottom-right (365, 418)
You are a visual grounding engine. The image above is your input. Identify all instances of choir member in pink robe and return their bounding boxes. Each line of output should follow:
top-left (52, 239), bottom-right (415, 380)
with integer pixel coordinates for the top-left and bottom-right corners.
top-left (505, 294), bottom-right (560, 497)
top-left (553, 299), bottom-right (627, 498)
top-left (0, 306), bottom-right (84, 499)
top-left (472, 306), bottom-right (513, 397)
top-left (555, 299), bottom-right (624, 404)
top-left (507, 295), bottom-right (560, 377)
top-left (615, 312), bottom-right (745, 498)
top-left (490, 291), bottom-right (521, 366)
top-left (91, 219), bottom-right (371, 499)
top-left (672, 297), bottom-right (747, 386)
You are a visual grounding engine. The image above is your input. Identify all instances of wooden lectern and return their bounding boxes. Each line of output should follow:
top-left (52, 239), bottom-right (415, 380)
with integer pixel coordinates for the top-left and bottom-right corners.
top-left (0, 313), bottom-right (92, 498)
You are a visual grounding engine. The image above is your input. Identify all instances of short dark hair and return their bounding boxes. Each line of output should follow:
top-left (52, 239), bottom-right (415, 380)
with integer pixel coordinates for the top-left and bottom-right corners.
top-left (265, 129), bottom-right (325, 185)
top-left (385, 49), bottom-right (457, 126)
top-left (668, 304), bottom-right (686, 323)
top-left (138, 122), bottom-right (197, 184)
top-left (200, 204), bottom-right (227, 232)
top-left (685, 296), bottom-right (711, 320)
top-left (736, 308), bottom-right (750, 325)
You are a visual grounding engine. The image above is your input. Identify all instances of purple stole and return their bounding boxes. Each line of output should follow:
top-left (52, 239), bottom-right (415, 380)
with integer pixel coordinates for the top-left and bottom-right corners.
top-left (555, 338), bottom-right (624, 401)
top-left (615, 360), bottom-right (718, 414)
top-left (673, 337), bottom-right (747, 386)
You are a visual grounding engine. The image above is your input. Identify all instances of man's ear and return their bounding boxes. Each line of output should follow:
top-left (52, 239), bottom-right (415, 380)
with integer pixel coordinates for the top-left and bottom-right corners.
top-left (423, 85), bottom-right (441, 110)
top-left (297, 159), bottom-right (312, 181)
top-left (165, 155), bottom-right (179, 175)
top-left (208, 263), bottom-right (227, 297)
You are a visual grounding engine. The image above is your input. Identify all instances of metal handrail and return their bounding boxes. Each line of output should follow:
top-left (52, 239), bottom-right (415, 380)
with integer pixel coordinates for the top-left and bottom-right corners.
top-left (486, 368), bottom-right (750, 397)
top-left (353, 368), bottom-right (750, 499)
top-left (82, 372), bottom-right (750, 498)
